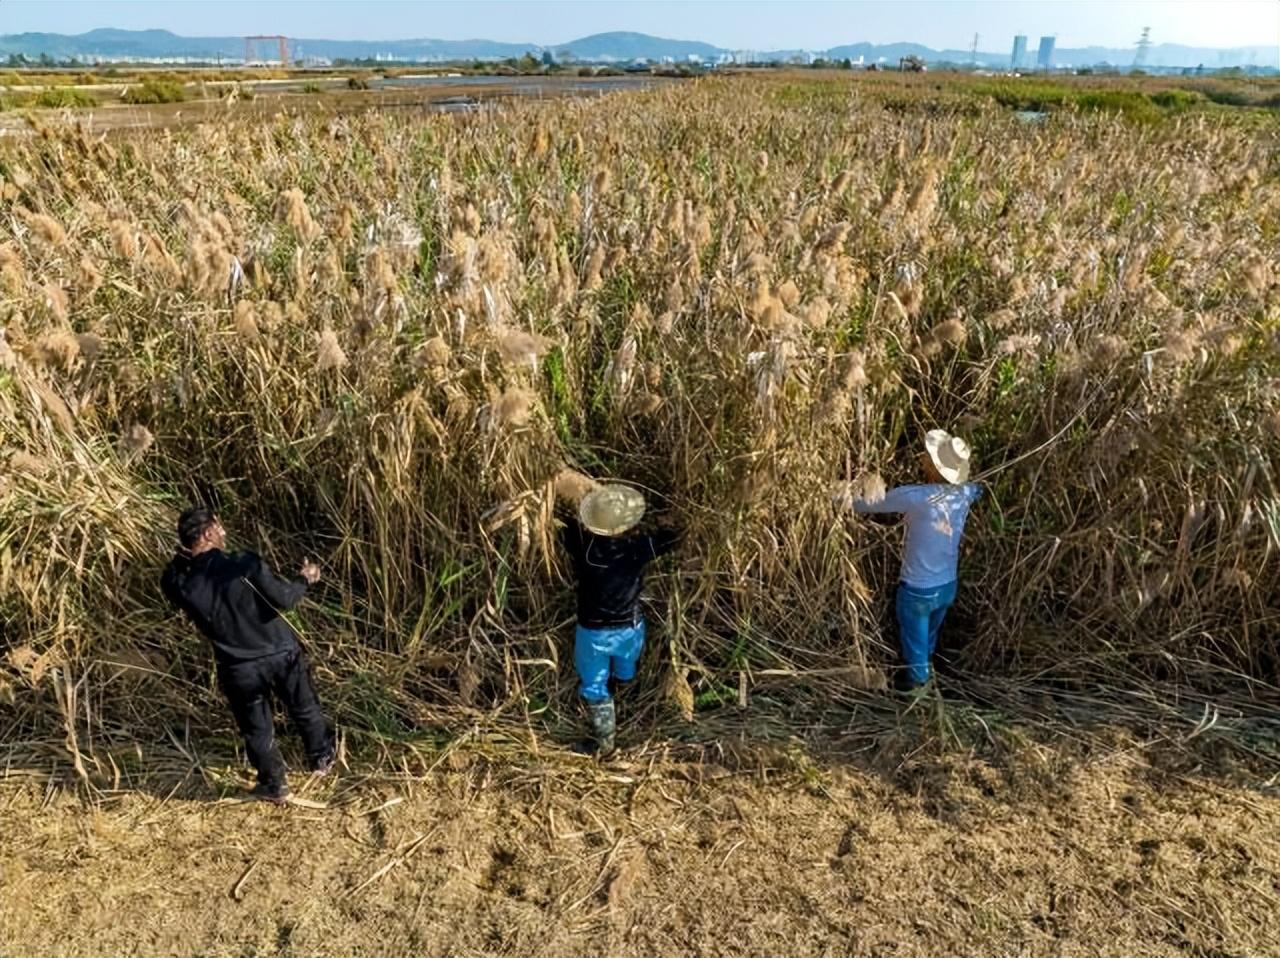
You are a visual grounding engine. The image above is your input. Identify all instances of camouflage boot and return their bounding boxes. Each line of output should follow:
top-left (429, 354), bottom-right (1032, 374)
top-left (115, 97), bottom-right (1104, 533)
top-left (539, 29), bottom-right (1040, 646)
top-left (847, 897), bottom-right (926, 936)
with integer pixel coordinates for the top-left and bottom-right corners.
top-left (586, 698), bottom-right (617, 757)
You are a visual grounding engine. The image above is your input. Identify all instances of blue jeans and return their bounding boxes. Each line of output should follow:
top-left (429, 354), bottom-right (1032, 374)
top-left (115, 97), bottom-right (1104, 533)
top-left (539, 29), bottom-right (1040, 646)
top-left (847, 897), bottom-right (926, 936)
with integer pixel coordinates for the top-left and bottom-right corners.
top-left (895, 581), bottom-right (958, 687)
top-left (574, 621), bottom-right (646, 703)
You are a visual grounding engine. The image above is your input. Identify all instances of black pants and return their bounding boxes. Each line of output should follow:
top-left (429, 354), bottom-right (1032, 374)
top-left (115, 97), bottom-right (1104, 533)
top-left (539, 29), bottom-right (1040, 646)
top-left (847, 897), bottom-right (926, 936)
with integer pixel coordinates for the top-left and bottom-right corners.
top-left (216, 647), bottom-right (334, 787)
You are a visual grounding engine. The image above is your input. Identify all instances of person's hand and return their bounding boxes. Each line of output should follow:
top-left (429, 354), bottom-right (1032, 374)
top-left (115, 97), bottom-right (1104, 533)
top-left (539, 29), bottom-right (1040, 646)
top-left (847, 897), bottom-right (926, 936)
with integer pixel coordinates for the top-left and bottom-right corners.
top-left (300, 559), bottom-right (321, 585)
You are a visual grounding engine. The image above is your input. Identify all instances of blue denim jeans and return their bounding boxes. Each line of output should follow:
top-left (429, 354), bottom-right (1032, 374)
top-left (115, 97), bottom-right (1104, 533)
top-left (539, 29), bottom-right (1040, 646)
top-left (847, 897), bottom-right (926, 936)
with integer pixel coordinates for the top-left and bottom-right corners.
top-left (895, 581), bottom-right (958, 687)
top-left (574, 620), bottom-right (646, 703)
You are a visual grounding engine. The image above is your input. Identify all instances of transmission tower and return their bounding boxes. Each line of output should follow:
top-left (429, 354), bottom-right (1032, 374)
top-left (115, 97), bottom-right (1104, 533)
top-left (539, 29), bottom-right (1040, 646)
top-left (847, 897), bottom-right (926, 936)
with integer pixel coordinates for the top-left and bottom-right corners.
top-left (971, 32), bottom-right (980, 65)
top-left (245, 35), bottom-right (290, 67)
top-left (1133, 26), bottom-right (1151, 68)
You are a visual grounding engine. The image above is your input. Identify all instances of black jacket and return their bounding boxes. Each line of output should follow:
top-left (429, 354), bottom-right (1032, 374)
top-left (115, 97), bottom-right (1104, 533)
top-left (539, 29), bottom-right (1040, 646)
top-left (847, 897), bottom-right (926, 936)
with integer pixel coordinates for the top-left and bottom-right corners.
top-left (160, 549), bottom-right (307, 662)
top-left (561, 521), bottom-right (679, 629)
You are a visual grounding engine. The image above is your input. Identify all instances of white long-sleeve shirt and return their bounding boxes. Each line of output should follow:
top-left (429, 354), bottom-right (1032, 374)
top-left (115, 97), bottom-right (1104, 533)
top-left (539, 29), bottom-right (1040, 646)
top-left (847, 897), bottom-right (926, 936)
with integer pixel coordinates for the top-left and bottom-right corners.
top-left (853, 483), bottom-right (982, 590)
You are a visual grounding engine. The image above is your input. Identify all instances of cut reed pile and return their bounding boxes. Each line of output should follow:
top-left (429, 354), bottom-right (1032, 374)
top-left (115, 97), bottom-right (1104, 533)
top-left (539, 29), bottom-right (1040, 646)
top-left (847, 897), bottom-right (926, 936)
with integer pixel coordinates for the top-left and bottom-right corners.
top-left (1, 75), bottom-right (1277, 768)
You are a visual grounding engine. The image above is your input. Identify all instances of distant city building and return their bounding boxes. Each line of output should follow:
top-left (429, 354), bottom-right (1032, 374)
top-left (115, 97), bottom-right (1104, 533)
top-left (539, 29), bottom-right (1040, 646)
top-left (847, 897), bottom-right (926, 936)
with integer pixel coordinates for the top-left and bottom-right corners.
top-left (1011, 35), bottom-right (1027, 69)
top-left (1037, 36), bottom-right (1056, 69)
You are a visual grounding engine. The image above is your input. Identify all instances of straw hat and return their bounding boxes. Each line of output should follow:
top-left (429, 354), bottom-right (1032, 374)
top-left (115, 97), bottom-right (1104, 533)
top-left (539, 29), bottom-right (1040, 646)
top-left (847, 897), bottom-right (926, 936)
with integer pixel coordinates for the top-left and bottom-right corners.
top-left (579, 484), bottom-right (646, 536)
top-left (924, 429), bottom-right (972, 484)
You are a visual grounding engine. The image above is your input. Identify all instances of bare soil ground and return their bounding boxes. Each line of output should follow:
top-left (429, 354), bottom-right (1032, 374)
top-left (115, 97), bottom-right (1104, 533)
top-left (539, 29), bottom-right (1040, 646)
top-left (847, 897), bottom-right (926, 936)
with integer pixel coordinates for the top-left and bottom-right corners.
top-left (3, 689), bottom-right (1279, 957)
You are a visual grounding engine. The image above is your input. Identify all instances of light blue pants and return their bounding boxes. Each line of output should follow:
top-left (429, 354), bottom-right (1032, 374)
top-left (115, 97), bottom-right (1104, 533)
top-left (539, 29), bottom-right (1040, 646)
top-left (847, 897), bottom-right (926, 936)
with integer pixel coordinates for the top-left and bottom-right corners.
top-left (574, 621), bottom-right (646, 703)
top-left (895, 581), bottom-right (958, 687)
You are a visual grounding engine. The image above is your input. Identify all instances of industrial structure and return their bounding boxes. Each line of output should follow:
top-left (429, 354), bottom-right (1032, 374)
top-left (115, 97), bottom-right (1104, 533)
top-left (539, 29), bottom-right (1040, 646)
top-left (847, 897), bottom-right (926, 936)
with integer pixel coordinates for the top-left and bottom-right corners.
top-left (244, 35), bottom-right (290, 67)
top-left (1010, 35), bottom-right (1027, 70)
top-left (1036, 35), bottom-right (1056, 70)
top-left (1133, 27), bottom-right (1152, 68)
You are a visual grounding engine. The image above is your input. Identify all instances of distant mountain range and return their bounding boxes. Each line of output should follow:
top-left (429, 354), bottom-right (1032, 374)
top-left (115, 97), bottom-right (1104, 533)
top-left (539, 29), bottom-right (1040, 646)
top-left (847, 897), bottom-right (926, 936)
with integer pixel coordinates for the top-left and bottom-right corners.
top-left (0, 28), bottom-right (1271, 69)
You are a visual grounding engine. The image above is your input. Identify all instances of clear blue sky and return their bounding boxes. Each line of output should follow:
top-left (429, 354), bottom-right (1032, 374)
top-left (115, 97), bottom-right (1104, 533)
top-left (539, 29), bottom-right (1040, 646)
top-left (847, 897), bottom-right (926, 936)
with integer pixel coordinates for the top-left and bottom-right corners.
top-left (0, 1), bottom-right (1275, 51)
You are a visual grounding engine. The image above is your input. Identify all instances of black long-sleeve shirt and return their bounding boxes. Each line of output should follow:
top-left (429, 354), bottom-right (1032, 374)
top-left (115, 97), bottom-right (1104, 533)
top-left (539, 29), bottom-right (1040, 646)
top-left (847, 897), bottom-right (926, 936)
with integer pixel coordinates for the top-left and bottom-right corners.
top-left (561, 521), bottom-right (679, 629)
top-left (160, 549), bottom-right (307, 662)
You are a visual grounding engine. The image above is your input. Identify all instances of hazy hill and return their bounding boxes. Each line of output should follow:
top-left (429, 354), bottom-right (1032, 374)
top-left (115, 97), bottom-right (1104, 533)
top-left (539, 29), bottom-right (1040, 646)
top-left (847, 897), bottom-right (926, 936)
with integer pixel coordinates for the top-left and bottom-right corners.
top-left (0, 27), bottom-right (1271, 68)
top-left (558, 31), bottom-right (721, 61)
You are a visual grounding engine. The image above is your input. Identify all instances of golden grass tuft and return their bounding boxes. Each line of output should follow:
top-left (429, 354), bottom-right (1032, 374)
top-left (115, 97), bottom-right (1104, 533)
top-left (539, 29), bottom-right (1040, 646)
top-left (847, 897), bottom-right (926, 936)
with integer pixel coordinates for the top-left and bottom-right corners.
top-left (929, 318), bottom-right (968, 347)
top-left (0, 243), bottom-right (26, 295)
top-left (76, 332), bottom-right (103, 362)
top-left (8, 451), bottom-right (50, 475)
top-left (493, 386), bottom-right (537, 428)
top-left (814, 222), bottom-right (850, 253)
top-left (41, 284), bottom-right (70, 321)
top-left (36, 329), bottom-right (80, 370)
top-left (553, 468), bottom-right (598, 503)
top-left (279, 187), bottom-right (322, 242)
top-left (0, 331), bottom-right (16, 370)
top-left (997, 333), bottom-right (1042, 358)
top-left (840, 351), bottom-right (868, 391)
top-left (419, 336), bottom-right (452, 368)
top-left (495, 327), bottom-right (549, 368)
top-left (233, 301), bottom-right (260, 342)
top-left (76, 257), bottom-right (103, 298)
top-left (1161, 326), bottom-right (1201, 366)
top-left (19, 208), bottom-right (68, 248)
top-left (120, 422), bottom-right (154, 459)
top-left (316, 328), bottom-right (348, 371)
top-left (1263, 409), bottom-right (1280, 441)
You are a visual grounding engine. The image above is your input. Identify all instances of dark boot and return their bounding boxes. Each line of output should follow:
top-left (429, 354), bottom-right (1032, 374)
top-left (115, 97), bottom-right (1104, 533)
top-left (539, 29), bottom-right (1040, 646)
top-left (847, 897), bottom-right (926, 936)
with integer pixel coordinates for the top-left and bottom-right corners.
top-left (582, 699), bottom-right (617, 757)
top-left (893, 667), bottom-right (932, 700)
top-left (311, 744), bottom-right (338, 776)
top-left (250, 780), bottom-right (290, 805)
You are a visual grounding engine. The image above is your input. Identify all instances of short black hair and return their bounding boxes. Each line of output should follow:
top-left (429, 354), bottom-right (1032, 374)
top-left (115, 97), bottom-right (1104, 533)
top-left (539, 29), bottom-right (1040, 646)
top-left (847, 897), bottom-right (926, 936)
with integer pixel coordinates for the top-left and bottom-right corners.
top-left (177, 506), bottom-right (217, 549)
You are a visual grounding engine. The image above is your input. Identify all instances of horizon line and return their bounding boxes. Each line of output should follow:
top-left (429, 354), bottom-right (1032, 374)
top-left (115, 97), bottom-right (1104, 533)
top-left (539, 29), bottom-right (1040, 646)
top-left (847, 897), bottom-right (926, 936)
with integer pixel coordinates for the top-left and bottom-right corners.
top-left (0, 25), bottom-right (1270, 54)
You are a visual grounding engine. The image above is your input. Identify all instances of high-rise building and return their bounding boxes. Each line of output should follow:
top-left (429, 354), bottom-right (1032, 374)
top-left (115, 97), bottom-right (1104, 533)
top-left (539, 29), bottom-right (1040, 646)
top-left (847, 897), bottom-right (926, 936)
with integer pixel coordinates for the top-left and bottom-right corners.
top-left (1011, 35), bottom-right (1027, 69)
top-left (1037, 35), bottom-right (1056, 69)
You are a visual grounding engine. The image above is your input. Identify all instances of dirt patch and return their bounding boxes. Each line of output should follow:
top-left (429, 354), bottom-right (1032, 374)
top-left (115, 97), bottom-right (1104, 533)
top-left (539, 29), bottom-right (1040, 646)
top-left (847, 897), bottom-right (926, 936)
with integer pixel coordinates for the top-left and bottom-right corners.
top-left (2, 711), bottom-right (1277, 957)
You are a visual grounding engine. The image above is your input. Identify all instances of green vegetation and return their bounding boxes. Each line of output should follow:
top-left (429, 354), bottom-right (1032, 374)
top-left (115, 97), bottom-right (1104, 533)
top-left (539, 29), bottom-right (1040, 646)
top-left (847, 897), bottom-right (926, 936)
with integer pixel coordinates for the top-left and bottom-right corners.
top-left (962, 75), bottom-right (1278, 118)
top-left (33, 87), bottom-right (97, 109)
top-left (1149, 88), bottom-right (1206, 109)
top-left (120, 77), bottom-right (186, 104)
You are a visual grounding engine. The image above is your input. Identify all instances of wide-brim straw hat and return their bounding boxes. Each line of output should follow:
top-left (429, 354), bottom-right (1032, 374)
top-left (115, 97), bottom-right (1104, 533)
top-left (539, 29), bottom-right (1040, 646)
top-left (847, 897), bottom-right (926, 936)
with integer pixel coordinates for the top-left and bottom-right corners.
top-left (925, 429), bottom-right (972, 484)
top-left (579, 484), bottom-right (646, 536)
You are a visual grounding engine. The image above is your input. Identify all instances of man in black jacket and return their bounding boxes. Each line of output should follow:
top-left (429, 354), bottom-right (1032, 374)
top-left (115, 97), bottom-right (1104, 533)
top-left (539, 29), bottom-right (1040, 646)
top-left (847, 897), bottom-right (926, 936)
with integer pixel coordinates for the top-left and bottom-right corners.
top-left (561, 484), bottom-right (678, 756)
top-left (160, 506), bottom-right (336, 804)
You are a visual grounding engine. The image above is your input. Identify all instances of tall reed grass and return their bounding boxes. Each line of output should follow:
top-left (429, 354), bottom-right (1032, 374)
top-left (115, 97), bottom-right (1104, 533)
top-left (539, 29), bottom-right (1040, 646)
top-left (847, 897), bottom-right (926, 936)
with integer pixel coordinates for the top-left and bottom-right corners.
top-left (1, 75), bottom-right (1277, 764)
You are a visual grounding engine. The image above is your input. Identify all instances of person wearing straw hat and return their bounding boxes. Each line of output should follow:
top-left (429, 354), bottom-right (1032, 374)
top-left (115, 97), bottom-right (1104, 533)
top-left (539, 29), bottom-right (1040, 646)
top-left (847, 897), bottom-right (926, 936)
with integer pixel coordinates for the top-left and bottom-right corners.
top-left (836, 429), bottom-right (982, 693)
top-left (561, 484), bottom-right (679, 756)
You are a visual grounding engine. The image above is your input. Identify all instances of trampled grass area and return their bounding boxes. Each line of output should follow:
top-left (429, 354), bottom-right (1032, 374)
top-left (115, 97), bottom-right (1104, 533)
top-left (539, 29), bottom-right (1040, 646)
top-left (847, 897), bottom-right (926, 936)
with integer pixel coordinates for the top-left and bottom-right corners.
top-left (3, 684), bottom-right (1279, 956)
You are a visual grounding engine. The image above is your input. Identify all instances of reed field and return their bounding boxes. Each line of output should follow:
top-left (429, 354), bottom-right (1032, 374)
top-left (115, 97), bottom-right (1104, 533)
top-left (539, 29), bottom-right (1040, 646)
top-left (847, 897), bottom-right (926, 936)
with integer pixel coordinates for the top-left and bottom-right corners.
top-left (2, 70), bottom-right (1280, 956)
top-left (1, 72), bottom-right (1279, 766)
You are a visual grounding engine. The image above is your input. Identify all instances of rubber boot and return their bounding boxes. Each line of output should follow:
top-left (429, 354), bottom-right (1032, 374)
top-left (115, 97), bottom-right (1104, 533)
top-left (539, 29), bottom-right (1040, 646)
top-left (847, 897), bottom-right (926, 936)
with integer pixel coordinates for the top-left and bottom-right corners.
top-left (585, 698), bottom-right (617, 757)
